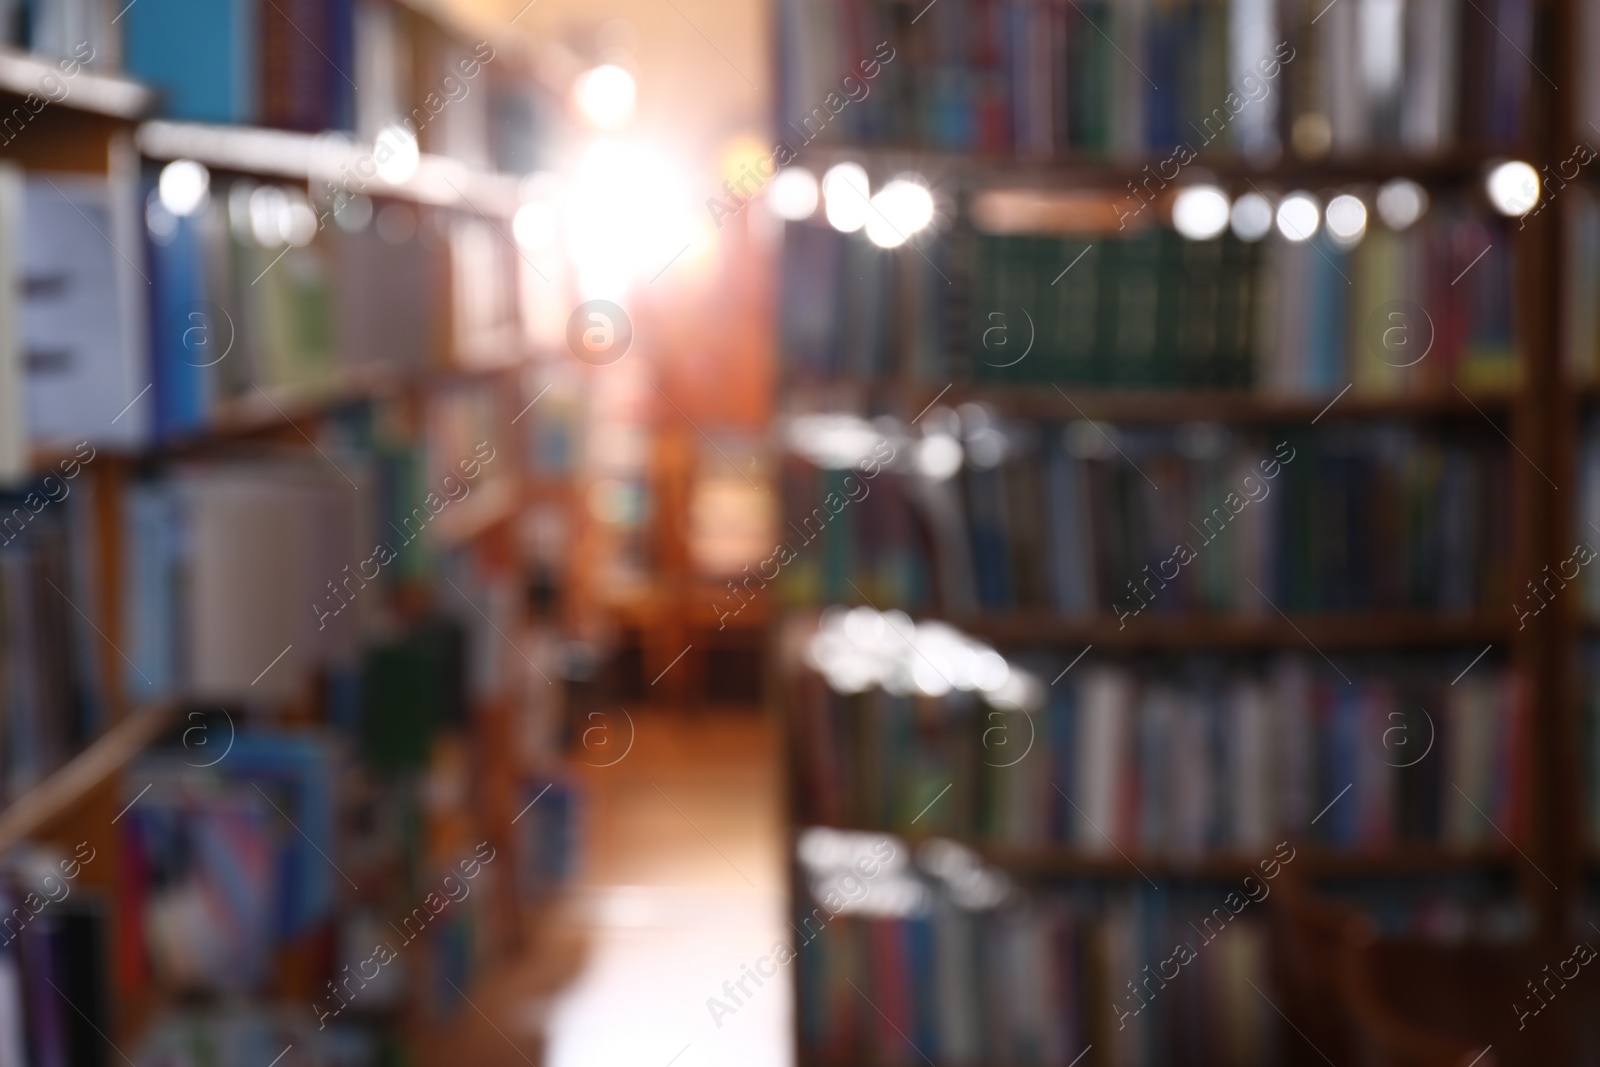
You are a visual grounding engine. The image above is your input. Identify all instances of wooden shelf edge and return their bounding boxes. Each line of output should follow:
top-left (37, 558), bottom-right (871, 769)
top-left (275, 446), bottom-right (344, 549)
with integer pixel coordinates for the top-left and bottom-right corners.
top-left (25, 361), bottom-right (531, 476)
top-left (0, 47), bottom-right (154, 120)
top-left (956, 611), bottom-right (1508, 649)
top-left (136, 120), bottom-right (522, 214)
top-left (784, 377), bottom-right (1518, 423)
top-left (928, 384), bottom-right (1517, 423)
top-left (801, 142), bottom-right (1519, 188)
top-left (985, 844), bottom-right (1518, 880)
top-left (791, 826), bottom-right (1515, 881)
top-left (0, 702), bottom-right (177, 854)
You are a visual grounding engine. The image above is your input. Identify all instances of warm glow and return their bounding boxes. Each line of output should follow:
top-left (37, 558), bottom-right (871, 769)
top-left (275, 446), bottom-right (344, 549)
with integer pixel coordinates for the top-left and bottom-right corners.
top-left (514, 202), bottom-right (559, 251)
top-left (574, 64), bottom-right (637, 130)
top-left (563, 138), bottom-right (699, 298)
top-left (865, 177), bottom-right (935, 248)
top-left (769, 167), bottom-right (819, 220)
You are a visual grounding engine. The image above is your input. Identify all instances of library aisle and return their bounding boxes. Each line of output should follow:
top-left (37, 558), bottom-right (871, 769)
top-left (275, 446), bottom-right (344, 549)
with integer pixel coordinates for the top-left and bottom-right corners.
top-left (12, 0), bottom-right (1600, 1061)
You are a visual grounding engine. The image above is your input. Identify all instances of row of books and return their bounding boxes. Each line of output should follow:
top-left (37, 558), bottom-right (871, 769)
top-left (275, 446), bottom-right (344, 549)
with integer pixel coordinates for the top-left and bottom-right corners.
top-left (776, 0), bottom-right (1530, 158)
top-left (791, 656), bottom-right (1525, 854)
top-left (120, 423), bottom-right (514, 708)
top-left (782, 420), bottom-right (1514, 616)
top-left (0, 151), bottom-right (543, 478)
top-left (0, 876), bottom-right (110, 1067)
top-left (0, 478), bottom-right (105, 801)
top-left (2, 0), bottom-right (547, 159)
top-left (0, 0), bottom-right (118, 66)
top-left (122, 737), bottom-right (341, 996)
top-left (779, 207), bottom-right (1520, 394)
top-left (794, 874), bottom-right (1277, 1067)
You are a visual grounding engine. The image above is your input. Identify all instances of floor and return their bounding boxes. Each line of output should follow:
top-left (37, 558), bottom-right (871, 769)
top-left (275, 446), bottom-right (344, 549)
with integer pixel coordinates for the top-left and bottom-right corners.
top-left (417, 708), bottom-right (790, 1067)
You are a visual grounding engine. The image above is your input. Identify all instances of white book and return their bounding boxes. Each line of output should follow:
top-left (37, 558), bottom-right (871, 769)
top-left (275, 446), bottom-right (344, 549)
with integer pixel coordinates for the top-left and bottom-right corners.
top-left (1078, 668), bottom-right (1132, 852)
top-left (179, 462), bottom-right (363, 702)
top-left (1229, 0), bottom-right (1280, 158)
top-left (0, 937), bottom-right (24, 1067)
top-left (21, 168), bottom-right (149, 450)
top-left (0, 163), bottom-right (23, 485)
top-left (1402, 0), bottom-right (1455, 150)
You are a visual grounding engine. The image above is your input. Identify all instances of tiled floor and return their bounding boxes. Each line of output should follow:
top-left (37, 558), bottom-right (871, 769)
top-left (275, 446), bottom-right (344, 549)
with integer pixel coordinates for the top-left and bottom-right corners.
top-left (418, 708), bottom-right (790, 1067)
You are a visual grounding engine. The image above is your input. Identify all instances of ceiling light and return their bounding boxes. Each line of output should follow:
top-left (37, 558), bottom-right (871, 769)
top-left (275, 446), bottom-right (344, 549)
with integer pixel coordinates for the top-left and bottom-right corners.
top-left (574, 64), bottom-right (637, 130)
top-left (1276, 192), bottom-right (1320, 242)
top-left (1230, 192), bottom-right (1273, 241)
top-left (769, 167), bottom-right (819, 221)
top-left (1375, 179), bottom-right (1428, 229)
top-left (1171, 185), bottom-right (1230, 240)
top-left (1486, 161), bottom-right (1539, 217)
top-left (865, 177), bottom-right (934, 248)
top-left (1324, 193), bottom-right (1367, 246)
top-left (158, 160), bottom-right (210, 217)
top-left (373, 124), bottom-right (420, 184)
top-left (822, 162), bottom-right (870, 233)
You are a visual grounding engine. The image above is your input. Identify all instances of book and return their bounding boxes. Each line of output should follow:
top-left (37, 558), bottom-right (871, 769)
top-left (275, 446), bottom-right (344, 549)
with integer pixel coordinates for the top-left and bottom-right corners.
top-left (18, 172), bottom-right (150, 450)
top-left (122, 0), bottom-right (260, 124)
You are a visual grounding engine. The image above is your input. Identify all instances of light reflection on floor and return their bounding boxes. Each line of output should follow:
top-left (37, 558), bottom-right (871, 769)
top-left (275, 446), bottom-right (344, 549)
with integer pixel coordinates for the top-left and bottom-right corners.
top-left (538, 711), bottom-right (790, 1067)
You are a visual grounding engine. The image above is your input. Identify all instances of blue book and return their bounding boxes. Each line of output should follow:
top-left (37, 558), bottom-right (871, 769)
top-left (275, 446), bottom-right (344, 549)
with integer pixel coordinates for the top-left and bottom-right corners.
top-left (1325, 684), bottom-right (1363, 846)
top-left (145, 190), bottom-right (207, 439)
top-left (122, 0), bottom-right (258, 124)
top-left (1047, 684), bottom-right (1078, 840)
top-left (907, 916), bottom-right (939, 1057)
top-left (120, 482), bottom-right (179, 700)
top-left (224, 733), bottom-right (337, 938)
top-left (1306, 235), bottom-right (1351, 393)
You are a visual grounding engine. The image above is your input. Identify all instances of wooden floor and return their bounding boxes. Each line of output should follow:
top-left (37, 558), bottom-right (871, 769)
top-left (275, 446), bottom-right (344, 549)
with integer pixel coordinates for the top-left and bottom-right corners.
top-left (416, 707), bottom-right (790, 1067)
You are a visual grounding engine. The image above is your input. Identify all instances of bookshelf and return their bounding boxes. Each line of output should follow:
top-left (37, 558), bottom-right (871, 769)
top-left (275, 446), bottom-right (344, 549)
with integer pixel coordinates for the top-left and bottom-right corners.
top-left (0, 701), bottom-right (176, 854)
top-left (773, 0), bottom-right (1568, 1060)
top-left (0, 2), bottom-right (583, 1065)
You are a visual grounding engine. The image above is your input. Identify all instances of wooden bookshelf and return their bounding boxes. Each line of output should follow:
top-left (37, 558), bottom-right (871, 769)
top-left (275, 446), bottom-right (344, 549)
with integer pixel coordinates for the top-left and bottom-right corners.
top-left (0, 702), bottom-right (176, 855)
top-left (987, 843), bottom-right (1520, 881)
top-left (0, 3), bottom-right (582, 1060)
top-left (802, 143), bottom-right (1531, 190)
top-left (915, 384), bottom-right (1516, 424)
top-left (0, 45), bottom-right (154, 119)
top-left (787, 376), bottom-right (1517, 424)
top-left (775, 0), bottom-right (1569, 1058)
